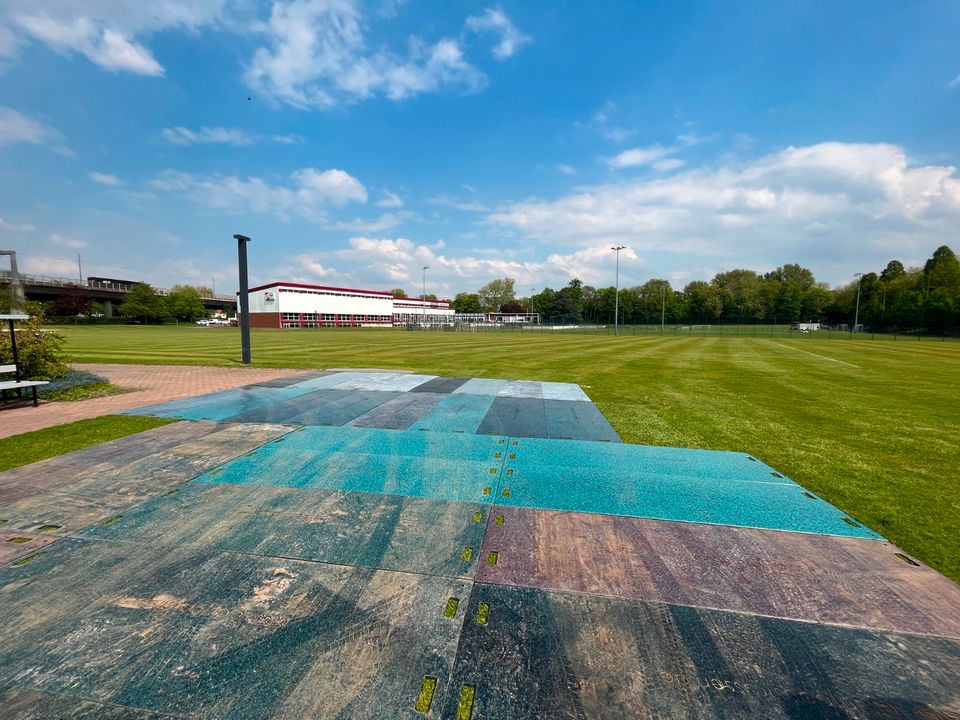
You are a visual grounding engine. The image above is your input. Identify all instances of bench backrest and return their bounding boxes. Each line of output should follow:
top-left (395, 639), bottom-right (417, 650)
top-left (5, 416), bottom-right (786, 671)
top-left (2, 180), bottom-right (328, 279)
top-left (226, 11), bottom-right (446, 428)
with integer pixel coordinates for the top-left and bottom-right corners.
top-left (0, 364), bottom-right (17, 374)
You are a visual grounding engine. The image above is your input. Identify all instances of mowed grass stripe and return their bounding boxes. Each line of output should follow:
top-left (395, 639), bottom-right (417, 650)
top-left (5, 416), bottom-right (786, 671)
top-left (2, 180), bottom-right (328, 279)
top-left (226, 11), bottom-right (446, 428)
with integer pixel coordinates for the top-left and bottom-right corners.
top-left (56, 325), bottom-right (960, 581)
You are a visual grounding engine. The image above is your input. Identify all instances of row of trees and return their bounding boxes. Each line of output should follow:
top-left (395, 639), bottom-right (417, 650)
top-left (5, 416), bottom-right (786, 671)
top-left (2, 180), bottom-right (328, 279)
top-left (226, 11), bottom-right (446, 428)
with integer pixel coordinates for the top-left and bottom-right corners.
top-left (50, 283), bottom-right (218, 323)
top-left (446, 246), bottom-right (960, 332)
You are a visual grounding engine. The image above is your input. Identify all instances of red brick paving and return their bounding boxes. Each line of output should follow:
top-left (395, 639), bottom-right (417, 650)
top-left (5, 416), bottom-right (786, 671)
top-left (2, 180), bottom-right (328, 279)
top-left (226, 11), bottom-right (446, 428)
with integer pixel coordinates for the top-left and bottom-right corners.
top-left (0, 364), bottom-right (301, 439)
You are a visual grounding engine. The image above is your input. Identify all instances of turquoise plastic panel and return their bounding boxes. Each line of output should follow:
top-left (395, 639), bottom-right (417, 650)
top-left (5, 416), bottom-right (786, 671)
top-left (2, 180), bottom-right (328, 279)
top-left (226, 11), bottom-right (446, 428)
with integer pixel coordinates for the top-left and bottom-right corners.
top-left (264, 425), bottom-right (505, 462)
top-left (124, 384), bottom-right (328, 421)
top-left (507, 436), bottom-right (790, 483)
top-left (496, 464), bottom-right (881, 538)
top-left (195, 446), bottom-right (503, 504)
top-left (543, 399), bottom-right (621, 442)
top-left (409, 393), bottom-right (496, 434)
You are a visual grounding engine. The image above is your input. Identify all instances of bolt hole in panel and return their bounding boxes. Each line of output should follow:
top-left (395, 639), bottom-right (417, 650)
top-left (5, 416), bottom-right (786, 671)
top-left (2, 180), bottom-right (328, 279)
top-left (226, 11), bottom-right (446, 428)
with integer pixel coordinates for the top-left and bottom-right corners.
top-left (442, 583), bottom-right (960, 720)
top-left (474, 507), bottom-right (960, 639)
top-left (0, 538), bottom-right (470, 718)
top-left (0, 532), bottom-right (59, 566)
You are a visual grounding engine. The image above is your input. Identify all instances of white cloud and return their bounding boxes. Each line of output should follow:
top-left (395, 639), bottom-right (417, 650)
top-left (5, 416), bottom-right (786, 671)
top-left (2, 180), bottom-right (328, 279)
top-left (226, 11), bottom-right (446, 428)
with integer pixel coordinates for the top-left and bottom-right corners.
top-left (295, 254), bottom-right (337, 278)
top-left (89, 171), bottom-right (123, 186)
top-left (0, 25), bottom-right (20, 57)
top-left (376, 190), bottom-right (404, 208)
top-left (652, 158), bottom-right (685, 172)
top-left (272, 133), bottom-right (304, 144)
top-left (151, 166), bottom-right (367, 221)
top-left (12, 15), bottom-right (162, 75)
top-left (0, 216), bottom-right (35, 231)
top-left (3, 1), bottom-right (230, 75)
top-left (48, 232), bottom-right (87, 249)
top-left (0, 106), bottom-right (61, 146)
top-left (244, 0), bottom-right (486, 108)
top-left (465, 8), bottom-right (532, 60)
top-left (427, 195), bottom-right (491, 212)
top-left (676, 131), bottom-right (718, 147)
top-left (556, 164), bottom-right (577, 176)
top-left (331, 212), bottom-right (406, 232)
top-left (578, 100), bottom-right (634, 143)
top-left (607, 144), bottom-right (678, 169)
top-left (949, 74), bottom-right (960, 89)
top-left (488, 142), bottom-right (960, 274)
top-left (321, 235), bottom-right (643, 289)
top-left (21, 254), bottom-right (81, 276)
top-left (161, 126), bottom-right (255, 146)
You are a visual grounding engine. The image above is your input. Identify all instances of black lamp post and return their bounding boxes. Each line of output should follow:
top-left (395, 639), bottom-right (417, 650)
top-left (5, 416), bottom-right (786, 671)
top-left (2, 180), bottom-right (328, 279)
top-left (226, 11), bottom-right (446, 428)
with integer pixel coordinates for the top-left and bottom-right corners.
top-left (234, 234), bottom-right (252, 364)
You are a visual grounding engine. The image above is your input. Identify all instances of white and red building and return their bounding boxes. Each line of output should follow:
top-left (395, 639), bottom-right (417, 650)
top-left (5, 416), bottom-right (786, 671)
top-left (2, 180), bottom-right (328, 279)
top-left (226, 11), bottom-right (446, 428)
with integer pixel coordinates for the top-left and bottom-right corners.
top-left (243, 281), bottom-right (454, 329)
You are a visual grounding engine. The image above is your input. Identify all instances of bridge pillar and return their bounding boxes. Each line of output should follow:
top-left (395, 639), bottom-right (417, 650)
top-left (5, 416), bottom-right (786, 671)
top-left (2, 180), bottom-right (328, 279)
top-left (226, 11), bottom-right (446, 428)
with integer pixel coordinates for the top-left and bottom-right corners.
top-left (103, 299), bottom-right (113, 318)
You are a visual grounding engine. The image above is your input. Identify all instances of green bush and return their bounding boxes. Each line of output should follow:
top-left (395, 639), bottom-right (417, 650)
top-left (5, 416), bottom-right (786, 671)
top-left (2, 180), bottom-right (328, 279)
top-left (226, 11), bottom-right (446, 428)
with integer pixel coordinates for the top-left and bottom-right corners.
top-left (0, 302), bottom-right (68, 380)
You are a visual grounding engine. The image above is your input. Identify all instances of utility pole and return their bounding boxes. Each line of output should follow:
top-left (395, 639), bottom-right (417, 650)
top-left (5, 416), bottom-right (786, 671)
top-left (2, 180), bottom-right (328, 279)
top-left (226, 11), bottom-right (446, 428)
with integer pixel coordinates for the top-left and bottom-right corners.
top-left (853, 272), bottom-right (863, 334)
top-left (611, 246), bottom-right (626, 335)
top-left (422, 265), bottom-right (429, 329)
top-left (661, 283), bottom-right (666, 333)
top-left (880, 283), bottom-right (887, 329)
top-left (77, 253), bottom-right (83, 284)
top-left (234, 234), bottom-right (252, 363)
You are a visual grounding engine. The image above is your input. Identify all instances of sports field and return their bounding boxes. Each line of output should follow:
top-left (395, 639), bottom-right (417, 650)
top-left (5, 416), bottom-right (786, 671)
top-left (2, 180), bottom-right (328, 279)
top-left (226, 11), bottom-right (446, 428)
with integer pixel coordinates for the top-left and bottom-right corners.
top-left (56, 325), bottom-right (960, 581)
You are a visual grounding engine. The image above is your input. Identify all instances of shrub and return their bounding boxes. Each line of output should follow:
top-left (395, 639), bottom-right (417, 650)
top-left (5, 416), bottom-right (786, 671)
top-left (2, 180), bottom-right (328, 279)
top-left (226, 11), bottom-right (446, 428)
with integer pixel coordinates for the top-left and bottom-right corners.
top-left (0, 302), bottom-right (68, 380)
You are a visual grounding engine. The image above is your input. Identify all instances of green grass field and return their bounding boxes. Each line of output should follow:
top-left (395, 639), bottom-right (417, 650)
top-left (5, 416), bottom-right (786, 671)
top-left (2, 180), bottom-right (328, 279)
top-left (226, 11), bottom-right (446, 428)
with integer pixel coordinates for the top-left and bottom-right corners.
top-left (52, 324), bottom-right (960, 581)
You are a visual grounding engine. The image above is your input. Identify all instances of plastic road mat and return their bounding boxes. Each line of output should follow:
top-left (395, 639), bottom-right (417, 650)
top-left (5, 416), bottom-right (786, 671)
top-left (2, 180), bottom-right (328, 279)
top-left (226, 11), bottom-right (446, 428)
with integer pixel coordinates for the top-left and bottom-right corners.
top-left (2, 369), bottom-right (957, 719)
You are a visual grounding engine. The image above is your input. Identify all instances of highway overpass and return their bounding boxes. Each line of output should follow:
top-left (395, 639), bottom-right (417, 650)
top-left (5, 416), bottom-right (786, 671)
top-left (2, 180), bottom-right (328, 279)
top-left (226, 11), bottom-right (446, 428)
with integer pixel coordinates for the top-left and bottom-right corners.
top-left (0, 272), bottom-right (237, 316)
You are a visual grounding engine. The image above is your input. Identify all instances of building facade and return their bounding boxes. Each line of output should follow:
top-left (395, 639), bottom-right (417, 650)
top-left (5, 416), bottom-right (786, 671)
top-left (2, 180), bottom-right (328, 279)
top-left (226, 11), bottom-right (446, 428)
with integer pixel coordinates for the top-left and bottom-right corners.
top-left (244, 282), bottom-right (454, 328)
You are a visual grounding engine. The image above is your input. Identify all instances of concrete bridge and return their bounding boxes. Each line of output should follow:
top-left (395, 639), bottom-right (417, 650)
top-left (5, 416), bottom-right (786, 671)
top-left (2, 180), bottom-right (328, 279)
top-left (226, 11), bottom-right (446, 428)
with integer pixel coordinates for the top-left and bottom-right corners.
top-left (0, 272), bottom-right (237, 317)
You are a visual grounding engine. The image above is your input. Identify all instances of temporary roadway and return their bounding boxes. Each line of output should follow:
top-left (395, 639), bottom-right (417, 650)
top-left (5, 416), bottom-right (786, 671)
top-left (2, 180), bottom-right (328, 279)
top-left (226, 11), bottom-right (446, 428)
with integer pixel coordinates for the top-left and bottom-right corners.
top-left (0, 369), bottom-right (958, 719)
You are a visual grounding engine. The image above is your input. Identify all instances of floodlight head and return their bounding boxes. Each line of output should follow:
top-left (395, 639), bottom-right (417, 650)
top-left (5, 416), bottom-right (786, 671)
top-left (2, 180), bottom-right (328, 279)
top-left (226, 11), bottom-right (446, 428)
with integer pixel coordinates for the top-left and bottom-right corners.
top-left (234, 234), bottom-right (251, 242)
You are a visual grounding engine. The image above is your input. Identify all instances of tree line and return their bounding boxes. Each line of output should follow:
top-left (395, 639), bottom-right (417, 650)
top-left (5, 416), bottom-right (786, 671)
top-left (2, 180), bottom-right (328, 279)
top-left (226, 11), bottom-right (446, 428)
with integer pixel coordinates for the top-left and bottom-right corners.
top-left (48, 283), bottom-right (221, 323)
top-left (444, 245), bottom-right (960, 332)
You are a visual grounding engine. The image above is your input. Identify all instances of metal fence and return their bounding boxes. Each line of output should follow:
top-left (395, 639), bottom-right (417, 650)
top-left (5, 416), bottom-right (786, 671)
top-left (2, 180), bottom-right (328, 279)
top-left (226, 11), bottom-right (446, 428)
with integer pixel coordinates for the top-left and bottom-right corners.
top-left (409, 322), bottom-right (960, 341)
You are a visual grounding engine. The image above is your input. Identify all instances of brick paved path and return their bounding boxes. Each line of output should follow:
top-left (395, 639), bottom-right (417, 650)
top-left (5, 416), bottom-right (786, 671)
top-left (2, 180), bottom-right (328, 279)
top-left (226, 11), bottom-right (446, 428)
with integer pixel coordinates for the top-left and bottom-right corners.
top-left (0, 364), bottom-right (301, 439)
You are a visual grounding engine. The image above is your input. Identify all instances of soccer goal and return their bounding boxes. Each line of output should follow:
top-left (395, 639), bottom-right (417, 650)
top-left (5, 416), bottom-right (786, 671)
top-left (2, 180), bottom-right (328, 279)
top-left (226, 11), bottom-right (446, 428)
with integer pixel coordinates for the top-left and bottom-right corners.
top-left (679, 325), bottom-right (712, 332)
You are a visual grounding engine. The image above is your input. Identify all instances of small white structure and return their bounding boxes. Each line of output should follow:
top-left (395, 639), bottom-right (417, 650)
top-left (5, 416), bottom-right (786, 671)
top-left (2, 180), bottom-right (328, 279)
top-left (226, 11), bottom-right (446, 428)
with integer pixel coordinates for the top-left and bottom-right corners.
top-left (795, 322), bottom-right (821, 332)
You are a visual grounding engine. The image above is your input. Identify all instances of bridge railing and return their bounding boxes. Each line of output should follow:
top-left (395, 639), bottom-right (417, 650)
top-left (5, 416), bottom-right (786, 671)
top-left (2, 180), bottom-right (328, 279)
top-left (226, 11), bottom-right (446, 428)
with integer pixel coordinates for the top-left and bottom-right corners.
top-left (0, 271), bottom-right (236, 303)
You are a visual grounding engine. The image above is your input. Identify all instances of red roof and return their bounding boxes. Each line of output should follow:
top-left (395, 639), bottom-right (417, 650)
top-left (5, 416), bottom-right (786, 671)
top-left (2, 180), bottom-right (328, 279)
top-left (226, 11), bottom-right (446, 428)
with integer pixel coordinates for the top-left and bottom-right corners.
top-left (245, 281), bottom-right (393, 297)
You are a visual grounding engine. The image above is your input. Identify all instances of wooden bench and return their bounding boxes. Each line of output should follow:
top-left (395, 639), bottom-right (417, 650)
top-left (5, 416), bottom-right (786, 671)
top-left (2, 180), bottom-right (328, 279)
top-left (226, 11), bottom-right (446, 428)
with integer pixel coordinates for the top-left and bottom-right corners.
top-left (0, 364), bottom-right (48, 407)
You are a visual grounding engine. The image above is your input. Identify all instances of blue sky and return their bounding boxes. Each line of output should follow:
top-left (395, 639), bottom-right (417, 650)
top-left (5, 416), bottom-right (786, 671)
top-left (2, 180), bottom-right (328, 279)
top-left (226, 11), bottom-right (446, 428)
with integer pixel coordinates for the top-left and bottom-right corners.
top-left (1, 1), bottom-right (959, 296)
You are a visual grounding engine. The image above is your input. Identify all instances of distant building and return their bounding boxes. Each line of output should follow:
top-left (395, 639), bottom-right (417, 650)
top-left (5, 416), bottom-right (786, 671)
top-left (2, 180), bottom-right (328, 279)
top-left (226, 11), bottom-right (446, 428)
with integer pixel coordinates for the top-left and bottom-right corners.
top-left (242, 281), bottom-right (454, 328)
